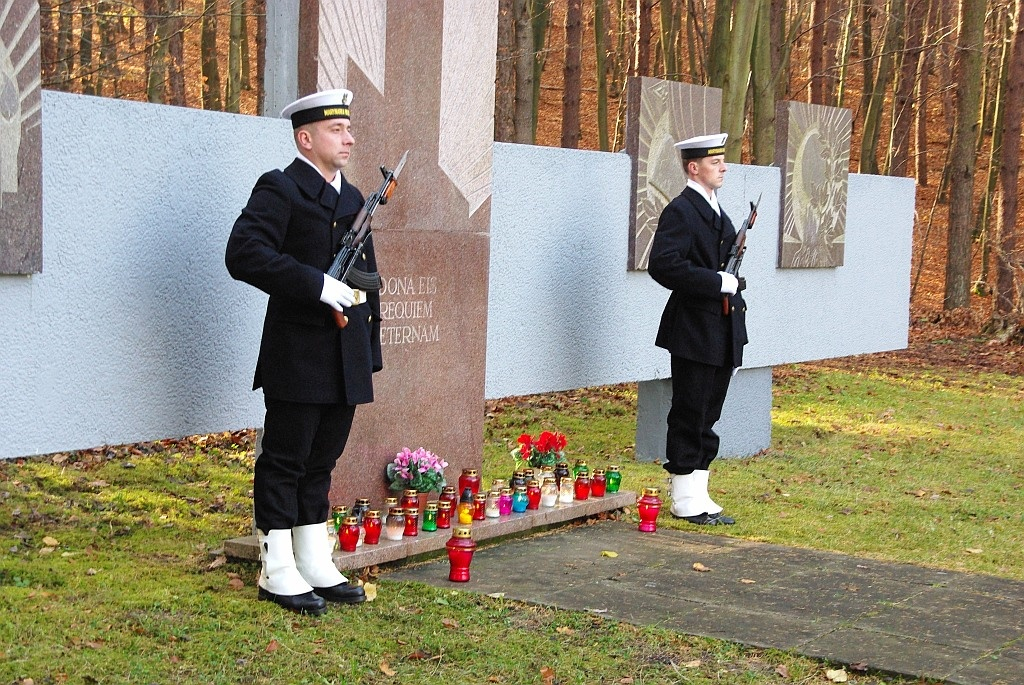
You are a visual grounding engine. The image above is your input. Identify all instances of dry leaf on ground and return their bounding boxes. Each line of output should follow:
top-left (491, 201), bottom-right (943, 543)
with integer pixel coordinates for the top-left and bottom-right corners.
top-left (826, 668), bottom-right (848, 682)
top-left (775, 664), bottom-right (790, 678)
top-left (539, 666), bottom-right (556, 684)
top-left (556, 626), bottom-right (574, 635)
top-left (682, 659), bottom-right (702, 667)
top-left (380, 661), bottom-right (396, 676)
top-left (363, 582), bottom-right (378, 601)
top-left (441, 618), bottom-right (459, 629)
top-left (42, 536), bottom-right (59, 547)
top-left (206, 555), bottom-right (226, 571)
top-left (739, 578), bottom-right (755, 584)
top-left (601, 550), bottom-right (618, 557)
top-left (965, 548), bottom-right (983, 554)
top-left (692, 562), bottom-right (711, 572)
top-left (265, 639), bottom-right (279, 653)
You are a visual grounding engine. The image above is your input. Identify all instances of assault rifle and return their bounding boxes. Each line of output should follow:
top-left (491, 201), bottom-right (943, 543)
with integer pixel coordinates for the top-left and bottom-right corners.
top-left (722, 192), bottom-right (761, 316)
top-left (327, 150), bottom-right (408, 328)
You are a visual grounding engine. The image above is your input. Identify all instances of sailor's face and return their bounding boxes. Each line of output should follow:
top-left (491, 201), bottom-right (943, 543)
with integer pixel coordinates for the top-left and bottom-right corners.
top-left (689, 154), bottom-right (727, 193)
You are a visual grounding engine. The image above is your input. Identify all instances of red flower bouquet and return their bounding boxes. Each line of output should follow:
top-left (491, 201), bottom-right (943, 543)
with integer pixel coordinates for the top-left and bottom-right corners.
top-left (514, 431), bottom-right (567, 469)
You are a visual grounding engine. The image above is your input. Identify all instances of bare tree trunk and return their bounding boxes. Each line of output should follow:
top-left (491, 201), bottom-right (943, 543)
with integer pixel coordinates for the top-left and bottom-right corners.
top-left (56, 0), bottom-right (75, 89)
top-left (707, 0), bottom-right (732, 87)
top-left (915, 0), bottom-right (938, 185)
top-left (994, 0), bottom-right (1024, 316)
top-left (834, 0), bottom-right (857, 106)
top-left (750, 0), bottom-right (775, 164)
top-left (595, 0), bottom-right (610, 150)
top-left (145, 0), bottom-right (168, 103)
top-left (859, 1), bottom-right (876, 125)
top-left (241, 0), bottom-right (251, 91)
top-left (944, 0), bottom-right (988, 310)
top-left (685, 0), bottom-right (708, 83)
top-left (202, 0), bottom-right (222, 110)
top-left (531, 0), bottom-right (552, 139)
top-left (635, 0), bottom-right (653, 76)
top-left (822, 0), bottom-right (841, 104)
top-left (167, 0), bottom-right (186, 106)
top-left (80, 4), bottom-right (95, 95)
top-left (513, 0), bottom-right (535, 143)
top-left (562, 0), bottom-right (583, 148)
top-left (718, 1), bottom-right (758, 162)
top-left (889, 0), bottom-right (924, 177)
top-left (810, 0), bottom-right (827, 103)
top-left (495, 0), bottom-right (517, 142)
top-left (861, 0), bottom-right (906, 175)
top-left (39, 0), bottom-right (57, 86)
top-left (660, 0), bottom-right (681, 78)
top-left (254, 0), bottom-right (266, 114)
top-left (225, 0), bottom-right (244, 112)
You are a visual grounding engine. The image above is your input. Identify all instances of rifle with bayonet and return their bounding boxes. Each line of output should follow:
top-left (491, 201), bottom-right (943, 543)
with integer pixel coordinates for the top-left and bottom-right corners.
top-left (326, 150), bottom-right (408, 328)
top-left (722, 192), bottom-right (760, 316)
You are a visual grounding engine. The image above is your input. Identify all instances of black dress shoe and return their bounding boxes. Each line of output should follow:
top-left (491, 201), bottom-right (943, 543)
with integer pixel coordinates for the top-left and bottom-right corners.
top-left (258, 587), bottom-right (327, 615)
top-left (676, 512), bottom-right (736, 525)
top-left (313, 582), bottom-right (366, 604)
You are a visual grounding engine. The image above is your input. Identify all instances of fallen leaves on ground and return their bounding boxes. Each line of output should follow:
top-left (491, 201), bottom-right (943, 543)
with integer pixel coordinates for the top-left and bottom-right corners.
top-left (775, 664), bottom-right (790, 678)
top-left (826, 668), bottom-right (848, 682)
top-left (965, 548), bottom-right (983, 555)
top-left (265, 639), bottom-right (279, 653)
top-left (206, 555), bottom-right (226, 571)
top-left (227, 573), bottom-right (244, 590)
top-left (601, 550), bottom-right (618, 557)
top-left (441, 617), bottom-right (459, 629)
top-left (556, 626), bottom-right (574, 635)
top-left (380, 661), bottom-right (396, 676)
top-left (739, 578), bottom-right (756, 584)
top-left (539, 665), bottom-right (556, 684)
top-left (692, 562), bottom-right (711, 572)
top-left (363, 582), bottom-right (377, 601)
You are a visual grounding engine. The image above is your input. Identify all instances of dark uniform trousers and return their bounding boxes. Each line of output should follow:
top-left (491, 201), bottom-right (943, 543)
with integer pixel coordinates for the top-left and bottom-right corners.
top-left (649, 186), bottom-right (748, 477)
top-left (226, 159), bottom-right (383, 535)
top-left (256, 398), bottom-right (356, 532)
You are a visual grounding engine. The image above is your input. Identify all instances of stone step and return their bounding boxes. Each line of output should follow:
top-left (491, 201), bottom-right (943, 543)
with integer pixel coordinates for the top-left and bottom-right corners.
top-left (224, 490), bottom-right (636, 570)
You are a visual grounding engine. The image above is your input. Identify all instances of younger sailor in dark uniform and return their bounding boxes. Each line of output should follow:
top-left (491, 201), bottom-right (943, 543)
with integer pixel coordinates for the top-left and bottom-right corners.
top-left (648, 133), bottom-right (747, 526)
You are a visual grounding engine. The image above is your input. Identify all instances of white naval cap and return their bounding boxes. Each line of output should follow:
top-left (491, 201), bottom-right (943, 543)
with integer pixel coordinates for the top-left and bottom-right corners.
top-left (674, 133), bottom-right (728, 159)
top-left (280, 89), bottom-right (353, 129)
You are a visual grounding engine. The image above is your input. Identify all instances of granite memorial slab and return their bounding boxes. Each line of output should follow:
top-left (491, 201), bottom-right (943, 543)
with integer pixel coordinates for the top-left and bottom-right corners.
top-left (298, 0), bottom-right (498, 506)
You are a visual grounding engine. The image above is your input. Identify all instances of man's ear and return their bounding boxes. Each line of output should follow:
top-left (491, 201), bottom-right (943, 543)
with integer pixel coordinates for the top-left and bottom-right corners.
top-left (295, 128), bottom-right (312, 150)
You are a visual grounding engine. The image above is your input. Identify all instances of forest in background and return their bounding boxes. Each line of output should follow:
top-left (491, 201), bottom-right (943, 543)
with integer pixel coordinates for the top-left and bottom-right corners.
top-left (35, 0), bottom-right (1024, 339)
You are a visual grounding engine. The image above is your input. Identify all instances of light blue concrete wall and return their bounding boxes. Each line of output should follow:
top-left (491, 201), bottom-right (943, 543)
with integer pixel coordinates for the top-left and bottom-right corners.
top-left (486, 142), bottom-right (914, 392)
top-left (0, 93), bottom-right (915, 460)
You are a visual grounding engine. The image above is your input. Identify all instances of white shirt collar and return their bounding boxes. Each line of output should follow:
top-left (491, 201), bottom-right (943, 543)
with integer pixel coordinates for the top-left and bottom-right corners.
top-left (296, 155), bottom-right (342, 193)
top-left (686, 178), bottom-right (720, 216)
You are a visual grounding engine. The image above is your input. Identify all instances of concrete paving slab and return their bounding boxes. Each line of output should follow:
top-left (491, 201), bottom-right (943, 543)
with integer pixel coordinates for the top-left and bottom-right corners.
top-left (383, 518), bottom-right (1024, 685)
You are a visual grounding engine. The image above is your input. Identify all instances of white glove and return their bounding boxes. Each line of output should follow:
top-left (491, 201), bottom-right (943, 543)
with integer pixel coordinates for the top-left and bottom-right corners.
top-left (718, 271), bottom-right (739, 295)
top-left (319, 274), bottom-right (355, 311)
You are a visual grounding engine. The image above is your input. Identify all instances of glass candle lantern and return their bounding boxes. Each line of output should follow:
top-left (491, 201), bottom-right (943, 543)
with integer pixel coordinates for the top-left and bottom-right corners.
top-left (490, 478), bottom-right (507, 492)
top-left (510, 470), bottom-right (527, 489)
top-left (498, 488), bottom-right (513, 516)
top-left (591, 469), bottom-right (607, 497)
top-left (540, 477), bottom-right (558, 507)
top-left (511, 486), bottom-right (529, 513)
top-left (363, 510), bottom-right (382, 544)
top-left (436, 500), bottom-right (453, 529)
top-left (605, 465), bottom-right (622, 493)
top-left (446, 526), bottom-right (477, 582)
top-left (574, 474), bottom-right (591, 501)
top-left (525, 480), bottom-right (542, 509)
top-left (351, 498), bottom-right (370, 524)
top-left (558, 477), bottom-right (574, 504)
top-left (484, 490), bottom-right (501, 518)
top-left (472, 493), bottom-right (487, 521)
top-left (422, 502), bottom-right (439, 532)
top-left (438, 486), bottom-right (458, 514)
top-left (637, 487), bottom-right (662, 533)
top-left (339, 516), bottom-right (361, 552)
top-left (384, 506), bottom-right (406, 541)
top-left (572, 459), bottom-right (589, 479)
top-left (334, 506), bottom-right (352, 537)
top-left (384, 497), bottom-right (399, 515)
top-left (458, 469), bottom-right (481, 496)
top-left (536, 466), bottom-right (555, 487)
top-left (401, 489), bottom-right (421, 515)
top-left (456, 488), bottom-right (474, 525)
top-left (403, 507), bottom-right (420, 537)
top-left (554, 462), bottom-right (570, 488)
top-left (522, 468), bottom-right (536, 484)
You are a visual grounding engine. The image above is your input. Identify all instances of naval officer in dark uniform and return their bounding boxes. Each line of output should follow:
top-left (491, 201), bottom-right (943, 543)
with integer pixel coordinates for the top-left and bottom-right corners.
top-left (648, 133), bottom-right (747, 526)
top-left (226, 89), bottom-right (381, 614)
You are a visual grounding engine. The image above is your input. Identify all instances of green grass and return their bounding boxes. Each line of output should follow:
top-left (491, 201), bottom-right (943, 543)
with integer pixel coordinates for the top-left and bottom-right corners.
top-left (5, 358), bottom-right (1015, 683)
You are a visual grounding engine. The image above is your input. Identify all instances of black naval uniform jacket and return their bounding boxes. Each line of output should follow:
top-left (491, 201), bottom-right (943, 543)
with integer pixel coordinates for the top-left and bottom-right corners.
top-left (226, 159), bottom-right (383, 406)
top-left (648, 185), bottom-right (747, 368)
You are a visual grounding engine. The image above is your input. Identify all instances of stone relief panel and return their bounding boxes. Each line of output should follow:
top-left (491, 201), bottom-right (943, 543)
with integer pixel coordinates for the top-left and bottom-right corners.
top-left (775, 101), bottom-right (851, 269)
top-left (624, 76), bottom-right (721, 271)
top-left (0, 0), bottom-right (41, 274)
